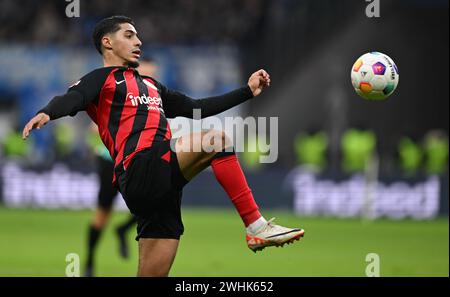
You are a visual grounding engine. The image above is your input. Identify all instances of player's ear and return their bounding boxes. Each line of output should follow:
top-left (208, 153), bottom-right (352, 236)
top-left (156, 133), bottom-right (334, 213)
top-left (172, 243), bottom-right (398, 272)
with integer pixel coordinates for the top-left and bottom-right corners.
top-left (101, 36), bottom-right (113, 52)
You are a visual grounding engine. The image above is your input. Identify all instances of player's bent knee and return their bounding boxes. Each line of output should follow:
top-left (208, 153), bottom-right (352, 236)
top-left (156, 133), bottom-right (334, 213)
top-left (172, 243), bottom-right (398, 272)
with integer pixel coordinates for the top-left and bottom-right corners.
top-left (203, 129), bottom-right (233, 153)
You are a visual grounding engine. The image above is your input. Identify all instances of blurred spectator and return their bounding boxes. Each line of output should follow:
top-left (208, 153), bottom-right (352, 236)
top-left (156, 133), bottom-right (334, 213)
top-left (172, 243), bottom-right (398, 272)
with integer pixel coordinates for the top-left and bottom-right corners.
top-left (2, 129), bottom-right (31, 163)
top-left (397, 136), bottom-right (423, 176)
top-left (293, 130), bottom-right (328, 173)
top-left (53, 122), bottom-right (77, 165)
top-left (423, 130), bottom-right (449, 175)
top-left (241, 134), bottom-right (265, 172)
top-left (0, 0), bottom-right (266, 46)
top-left (85, 124), bottom-right (110, 161)
top-left (341, 128), bottom-right (376, 173)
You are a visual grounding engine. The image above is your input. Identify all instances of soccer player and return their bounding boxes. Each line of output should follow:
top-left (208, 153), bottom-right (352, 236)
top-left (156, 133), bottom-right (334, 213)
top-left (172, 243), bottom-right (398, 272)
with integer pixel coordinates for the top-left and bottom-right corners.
top-left (84, 59), bottom-right (159, 277)
top-left (22, 16), bottom-right (304, 276)
top-left (84, 122), bottom-right (137, 277)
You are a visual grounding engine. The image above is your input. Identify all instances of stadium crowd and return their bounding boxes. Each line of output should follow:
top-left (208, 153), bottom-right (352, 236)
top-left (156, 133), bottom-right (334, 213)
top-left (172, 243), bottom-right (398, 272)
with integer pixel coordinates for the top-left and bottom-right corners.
top-left (0, 0), bottom-right (266, 45)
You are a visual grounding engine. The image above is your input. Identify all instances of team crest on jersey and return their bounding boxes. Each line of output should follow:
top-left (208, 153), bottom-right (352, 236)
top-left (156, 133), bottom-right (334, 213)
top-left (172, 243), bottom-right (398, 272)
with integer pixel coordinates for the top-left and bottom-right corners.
top-left (69, 80), bottom-right (81, 88)
top-left (143, 79), bottom-right (158, 91)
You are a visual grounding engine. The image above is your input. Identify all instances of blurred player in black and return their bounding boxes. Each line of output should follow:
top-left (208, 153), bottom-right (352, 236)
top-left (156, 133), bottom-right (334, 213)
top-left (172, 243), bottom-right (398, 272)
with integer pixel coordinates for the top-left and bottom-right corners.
top-left (84, 123), bottom-right (135, 276)
top-left (85, 59), bottom-right (158, 277)
top-left (23, 16), bottom-right (304, 276)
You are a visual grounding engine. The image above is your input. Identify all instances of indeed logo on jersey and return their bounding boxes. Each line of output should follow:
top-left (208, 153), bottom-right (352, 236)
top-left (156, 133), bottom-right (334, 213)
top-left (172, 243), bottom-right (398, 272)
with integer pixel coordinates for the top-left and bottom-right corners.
top-left (127, 92), bottom-right (164, 112)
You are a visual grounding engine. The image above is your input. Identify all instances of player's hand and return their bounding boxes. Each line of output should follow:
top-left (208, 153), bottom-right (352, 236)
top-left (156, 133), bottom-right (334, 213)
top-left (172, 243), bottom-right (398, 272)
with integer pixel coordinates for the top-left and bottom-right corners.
top-left (247, 69), bottom-right (271, 97)
top-left (22, 113), bottom-right (50, 139)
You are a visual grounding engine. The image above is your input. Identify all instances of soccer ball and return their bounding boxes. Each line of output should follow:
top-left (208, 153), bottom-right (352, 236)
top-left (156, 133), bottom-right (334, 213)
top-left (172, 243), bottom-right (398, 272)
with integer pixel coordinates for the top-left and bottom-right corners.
top-left (351, 52), bottom-right (399, 100)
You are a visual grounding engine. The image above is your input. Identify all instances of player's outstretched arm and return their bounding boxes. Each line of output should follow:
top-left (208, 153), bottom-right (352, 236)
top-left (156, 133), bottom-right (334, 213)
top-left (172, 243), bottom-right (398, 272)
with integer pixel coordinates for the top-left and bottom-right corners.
top-left (22, 90), bottom-right (87, 140)
top-left (22, 68), bottom-right (112, 140)
top-left (161, 69), bottom-right (271, 119)
top-left (22, 113), bottom-right (50, 139)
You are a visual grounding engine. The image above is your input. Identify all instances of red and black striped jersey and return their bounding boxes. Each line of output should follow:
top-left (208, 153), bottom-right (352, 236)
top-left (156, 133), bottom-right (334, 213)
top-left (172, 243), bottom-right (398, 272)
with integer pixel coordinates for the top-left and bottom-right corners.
top-left (70, 67), bottom-right (172, 179)
top-left (39, 66), bottom-right (254, 184)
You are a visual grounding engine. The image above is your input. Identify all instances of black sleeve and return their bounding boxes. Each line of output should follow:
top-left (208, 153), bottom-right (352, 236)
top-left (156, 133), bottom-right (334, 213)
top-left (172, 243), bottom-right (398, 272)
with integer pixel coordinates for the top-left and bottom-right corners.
top-left (157, 81), bottom-right (254, 119)
top-left (38, 91), bottom-right (85, 120)
top-left (38, 67), bottom-right (112, 120)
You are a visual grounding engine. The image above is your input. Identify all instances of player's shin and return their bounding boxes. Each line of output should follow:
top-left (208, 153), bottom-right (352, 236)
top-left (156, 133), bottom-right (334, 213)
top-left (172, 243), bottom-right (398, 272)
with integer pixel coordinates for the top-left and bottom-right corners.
top-left (210, 149), bottom-right (265, 229)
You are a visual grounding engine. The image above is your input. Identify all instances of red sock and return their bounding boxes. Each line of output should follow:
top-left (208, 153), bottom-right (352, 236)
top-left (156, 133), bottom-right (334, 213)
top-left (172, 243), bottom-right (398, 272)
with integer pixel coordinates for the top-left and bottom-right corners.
top-left (211, 154), bottom-right (261, 226)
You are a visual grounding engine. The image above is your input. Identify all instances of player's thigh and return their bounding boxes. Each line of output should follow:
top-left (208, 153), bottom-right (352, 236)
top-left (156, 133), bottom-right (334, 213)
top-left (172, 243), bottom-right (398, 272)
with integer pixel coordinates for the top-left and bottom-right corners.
top-left (138, 238), bottom-right (179, 277)
top-left (175, 130), bottom-right (228, 180)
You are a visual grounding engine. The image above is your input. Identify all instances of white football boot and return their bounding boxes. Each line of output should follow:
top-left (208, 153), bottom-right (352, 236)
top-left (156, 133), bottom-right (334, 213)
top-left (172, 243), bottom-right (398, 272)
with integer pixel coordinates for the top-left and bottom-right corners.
top-left (246, 218), bottom-right (305, 252)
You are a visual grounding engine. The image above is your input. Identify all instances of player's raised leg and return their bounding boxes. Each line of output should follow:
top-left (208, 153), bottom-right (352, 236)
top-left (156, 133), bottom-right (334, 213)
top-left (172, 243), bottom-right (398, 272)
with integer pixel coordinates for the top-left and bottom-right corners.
top-left (175, 129), bottom-right (305, 252)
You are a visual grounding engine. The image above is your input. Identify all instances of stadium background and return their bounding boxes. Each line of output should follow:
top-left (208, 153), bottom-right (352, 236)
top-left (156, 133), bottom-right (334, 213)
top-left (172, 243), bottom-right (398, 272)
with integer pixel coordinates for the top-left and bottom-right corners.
top-left (0, 0), bottom-right (448, 276)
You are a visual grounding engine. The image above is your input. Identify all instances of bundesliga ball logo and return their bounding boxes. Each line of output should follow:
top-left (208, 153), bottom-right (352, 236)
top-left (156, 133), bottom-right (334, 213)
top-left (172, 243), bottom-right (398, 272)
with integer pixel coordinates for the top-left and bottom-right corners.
top-left (351, 52), bottom-right (399, 100)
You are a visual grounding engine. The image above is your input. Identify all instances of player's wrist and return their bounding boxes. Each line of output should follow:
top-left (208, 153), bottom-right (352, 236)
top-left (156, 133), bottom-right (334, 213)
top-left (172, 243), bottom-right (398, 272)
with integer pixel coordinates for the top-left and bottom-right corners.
top-left (246, 84), bottom-right (256, 98)
top-left (36, 110), bottom-right (51, 120)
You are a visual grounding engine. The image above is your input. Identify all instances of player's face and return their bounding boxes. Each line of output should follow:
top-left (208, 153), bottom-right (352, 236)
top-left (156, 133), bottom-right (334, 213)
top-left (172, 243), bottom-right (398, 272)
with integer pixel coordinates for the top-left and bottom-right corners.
top-left (110, 23), bottom-right (142, 68)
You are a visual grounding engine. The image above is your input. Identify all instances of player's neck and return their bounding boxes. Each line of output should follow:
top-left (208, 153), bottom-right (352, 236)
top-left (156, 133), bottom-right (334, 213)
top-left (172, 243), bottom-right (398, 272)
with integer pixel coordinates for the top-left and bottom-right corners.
top-left (102, 55), bottom-right (128, 68)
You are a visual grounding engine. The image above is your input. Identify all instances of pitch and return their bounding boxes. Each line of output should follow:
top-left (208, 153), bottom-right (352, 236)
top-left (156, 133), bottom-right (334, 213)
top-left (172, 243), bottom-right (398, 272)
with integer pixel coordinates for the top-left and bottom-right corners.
top-left (0, 207), bottom-right (447, 276)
